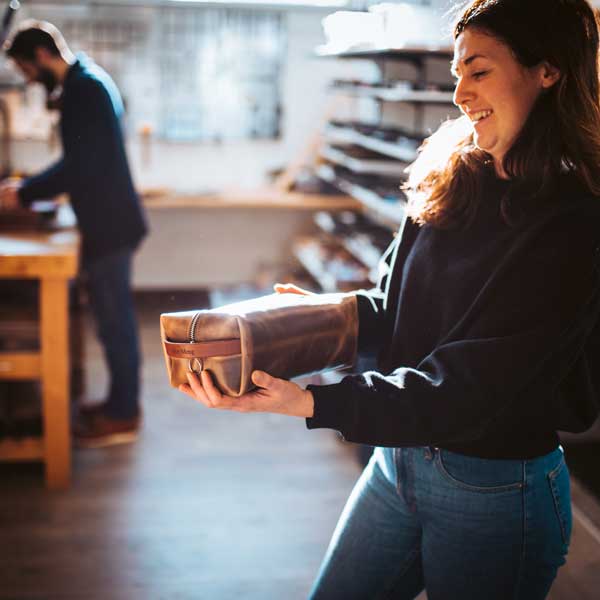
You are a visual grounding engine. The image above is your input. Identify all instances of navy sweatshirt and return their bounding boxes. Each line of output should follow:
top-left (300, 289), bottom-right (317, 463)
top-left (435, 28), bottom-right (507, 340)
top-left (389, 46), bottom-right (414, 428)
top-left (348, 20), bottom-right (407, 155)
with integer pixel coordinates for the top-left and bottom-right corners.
top-left (19, 54), bottom-right (147, 262)
top-left (307, 171), bottom-right (600, 459)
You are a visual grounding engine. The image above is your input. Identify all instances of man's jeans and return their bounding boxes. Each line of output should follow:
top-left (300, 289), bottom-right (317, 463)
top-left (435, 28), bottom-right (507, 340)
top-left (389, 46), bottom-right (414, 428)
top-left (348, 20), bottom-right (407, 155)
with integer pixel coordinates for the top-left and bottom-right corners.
top-left (309, 445), bottom-right (571, 600)
top-left (83, 247), bottom-right (141, 419)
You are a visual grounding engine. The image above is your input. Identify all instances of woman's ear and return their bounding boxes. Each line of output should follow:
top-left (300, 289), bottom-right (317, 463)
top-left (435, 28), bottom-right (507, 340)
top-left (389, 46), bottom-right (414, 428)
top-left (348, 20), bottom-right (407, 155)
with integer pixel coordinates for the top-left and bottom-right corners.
top-left (540, 61), bottom-right (561, 89)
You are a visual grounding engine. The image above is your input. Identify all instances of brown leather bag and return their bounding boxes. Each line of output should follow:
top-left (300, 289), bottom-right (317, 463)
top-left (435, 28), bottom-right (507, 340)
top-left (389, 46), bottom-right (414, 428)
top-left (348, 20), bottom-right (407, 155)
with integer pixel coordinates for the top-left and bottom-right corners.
top-left (160, 293), bottom-right (358, 396)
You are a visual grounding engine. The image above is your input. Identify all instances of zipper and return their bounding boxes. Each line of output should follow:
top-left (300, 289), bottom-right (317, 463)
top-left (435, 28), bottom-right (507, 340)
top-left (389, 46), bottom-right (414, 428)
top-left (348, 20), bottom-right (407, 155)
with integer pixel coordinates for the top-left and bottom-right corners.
top-left (187, 312), bottom-right (203, 374)
top-left (188, 312), bottom-right (202, 343)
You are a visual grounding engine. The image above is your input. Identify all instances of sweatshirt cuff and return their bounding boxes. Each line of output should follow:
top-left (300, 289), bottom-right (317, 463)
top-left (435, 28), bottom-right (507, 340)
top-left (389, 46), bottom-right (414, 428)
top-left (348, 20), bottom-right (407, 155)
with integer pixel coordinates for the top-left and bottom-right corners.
top-left (305, 382), bottom-right (350, 432)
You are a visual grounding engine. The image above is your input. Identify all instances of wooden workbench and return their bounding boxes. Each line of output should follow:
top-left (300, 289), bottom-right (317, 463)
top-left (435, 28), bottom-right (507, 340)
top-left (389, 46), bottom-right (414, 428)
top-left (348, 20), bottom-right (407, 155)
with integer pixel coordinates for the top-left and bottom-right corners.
top-left (141, 188), bottom-right (360, 210)
top-left (136, 188), bottom-right (361, 290)
top-left (0, 228), bottom-right (79, 490)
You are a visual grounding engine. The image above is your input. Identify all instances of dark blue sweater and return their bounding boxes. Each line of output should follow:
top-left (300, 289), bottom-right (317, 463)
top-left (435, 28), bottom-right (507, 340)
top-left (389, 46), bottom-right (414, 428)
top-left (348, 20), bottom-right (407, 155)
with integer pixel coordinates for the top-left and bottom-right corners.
top-left (307, 172), bottom-right (600, 459)
top-left (19, 54), bottom-right (147, 261)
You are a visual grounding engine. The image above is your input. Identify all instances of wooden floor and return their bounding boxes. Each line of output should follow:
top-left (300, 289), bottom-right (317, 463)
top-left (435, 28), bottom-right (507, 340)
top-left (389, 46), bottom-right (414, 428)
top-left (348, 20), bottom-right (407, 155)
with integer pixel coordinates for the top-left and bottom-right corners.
top-left (0, 303), bottom-right (362, 599)
top-left (549, 479), bottom-right (600, 599)
top-left (1, 301), bottom-right (599, 599)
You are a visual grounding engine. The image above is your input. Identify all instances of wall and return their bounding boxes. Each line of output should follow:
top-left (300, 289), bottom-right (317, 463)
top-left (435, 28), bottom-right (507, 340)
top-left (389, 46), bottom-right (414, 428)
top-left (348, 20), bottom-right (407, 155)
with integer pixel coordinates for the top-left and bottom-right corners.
top-left (4, 2), bottom-right (453, 290)
top-left (7, 6), bottom-right (364, 192)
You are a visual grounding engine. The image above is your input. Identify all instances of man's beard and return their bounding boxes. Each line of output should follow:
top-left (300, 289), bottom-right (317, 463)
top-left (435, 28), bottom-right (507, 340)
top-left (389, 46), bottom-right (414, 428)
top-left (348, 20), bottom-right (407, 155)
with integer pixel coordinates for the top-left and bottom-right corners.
top-left (36, 67), bottom-right (62, 110)
top-left (36, 67), bottom-right (57, 95)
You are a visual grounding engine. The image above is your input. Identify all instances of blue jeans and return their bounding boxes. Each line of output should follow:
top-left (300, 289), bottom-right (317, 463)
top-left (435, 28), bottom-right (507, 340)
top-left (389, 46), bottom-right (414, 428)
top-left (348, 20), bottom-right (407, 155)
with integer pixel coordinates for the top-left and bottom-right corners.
top-left (309, 445), bottom-right (571, 600)
top-left (83, 247), bottom-right (141, 419)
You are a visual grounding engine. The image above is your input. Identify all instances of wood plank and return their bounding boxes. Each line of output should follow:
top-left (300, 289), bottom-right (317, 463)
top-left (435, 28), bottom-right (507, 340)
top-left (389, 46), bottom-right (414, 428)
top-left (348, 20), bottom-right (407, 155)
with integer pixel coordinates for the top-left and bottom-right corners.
top-left (39, 277), bottom-right (71, 490)
top-left (0, 437), bottom-right (44, 461)
top-left (0, 231), bottom-right (78, 278)
top-left (142, 188), bottom-right (360, 211)
top-left (0, 254), bottom-right (76, 278)
top-left (0, 352), bottom-right (41, 379)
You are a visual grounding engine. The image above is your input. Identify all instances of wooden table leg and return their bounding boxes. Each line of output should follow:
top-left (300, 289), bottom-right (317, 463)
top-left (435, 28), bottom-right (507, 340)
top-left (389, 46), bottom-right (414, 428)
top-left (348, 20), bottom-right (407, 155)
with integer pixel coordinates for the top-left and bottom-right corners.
top-left (40, 277), bottom-right (71, 490)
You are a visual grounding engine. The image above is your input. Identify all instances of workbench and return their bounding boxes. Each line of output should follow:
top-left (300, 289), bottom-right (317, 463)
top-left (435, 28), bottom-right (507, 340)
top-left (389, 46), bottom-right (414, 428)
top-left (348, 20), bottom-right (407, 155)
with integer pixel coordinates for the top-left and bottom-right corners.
top-left (0, 228), bottom-right (79, 490)
top-left (136, 188), bottom-right (360, 289)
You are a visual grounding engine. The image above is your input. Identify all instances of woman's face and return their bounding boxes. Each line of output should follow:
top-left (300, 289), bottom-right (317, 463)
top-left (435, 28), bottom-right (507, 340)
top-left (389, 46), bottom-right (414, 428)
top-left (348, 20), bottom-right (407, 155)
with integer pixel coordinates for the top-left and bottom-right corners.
top-left (452, 28), bottom-right (556, 177)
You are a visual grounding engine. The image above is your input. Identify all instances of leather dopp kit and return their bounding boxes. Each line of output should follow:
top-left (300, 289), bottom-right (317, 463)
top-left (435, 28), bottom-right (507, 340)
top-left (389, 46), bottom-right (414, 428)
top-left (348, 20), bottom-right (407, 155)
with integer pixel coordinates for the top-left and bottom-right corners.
top-left (160, 293), bottom-right (358, 396)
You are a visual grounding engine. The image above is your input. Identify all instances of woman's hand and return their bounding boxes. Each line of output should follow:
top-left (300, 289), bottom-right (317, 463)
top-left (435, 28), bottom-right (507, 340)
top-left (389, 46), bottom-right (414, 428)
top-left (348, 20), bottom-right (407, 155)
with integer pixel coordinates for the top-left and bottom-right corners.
top-left (274, 282), bottom-right (315, 296)
top-left (179, 369), bottom-right (315, 418)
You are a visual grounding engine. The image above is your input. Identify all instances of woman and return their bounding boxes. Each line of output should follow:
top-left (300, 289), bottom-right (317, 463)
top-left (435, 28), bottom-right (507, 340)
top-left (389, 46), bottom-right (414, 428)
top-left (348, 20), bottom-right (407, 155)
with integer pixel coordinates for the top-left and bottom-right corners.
top-left (178, 0), bottom-right (600, 597)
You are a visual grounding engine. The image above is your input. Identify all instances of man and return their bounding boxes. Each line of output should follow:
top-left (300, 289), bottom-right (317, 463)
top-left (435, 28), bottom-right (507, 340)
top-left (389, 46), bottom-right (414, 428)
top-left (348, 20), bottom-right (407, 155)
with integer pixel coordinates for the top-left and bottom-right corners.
top-left (0, 21), bottom-right (148, 447)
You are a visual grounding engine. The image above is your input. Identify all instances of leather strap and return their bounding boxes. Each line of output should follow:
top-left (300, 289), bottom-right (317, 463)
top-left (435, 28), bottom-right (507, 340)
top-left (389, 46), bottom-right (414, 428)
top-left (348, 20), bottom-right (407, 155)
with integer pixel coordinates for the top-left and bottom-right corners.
top-left (164, 339), bottom-right (241, 359)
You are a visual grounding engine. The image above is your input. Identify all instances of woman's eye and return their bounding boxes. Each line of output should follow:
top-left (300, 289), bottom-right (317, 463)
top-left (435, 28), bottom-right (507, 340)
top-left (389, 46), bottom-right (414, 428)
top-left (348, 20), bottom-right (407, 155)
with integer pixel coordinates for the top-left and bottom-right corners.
top-left (473, 70), bottom-right (489, 80)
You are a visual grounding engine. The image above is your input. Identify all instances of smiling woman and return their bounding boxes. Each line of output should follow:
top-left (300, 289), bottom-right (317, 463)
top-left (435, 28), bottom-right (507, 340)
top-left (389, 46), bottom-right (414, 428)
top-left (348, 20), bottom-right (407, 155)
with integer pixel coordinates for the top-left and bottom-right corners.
top-left (452, 29), bottom-right (560, 177)
top-left (179, 1), bottom-right (600, 598)
top-left (405, 0), bottom-right (600, 230)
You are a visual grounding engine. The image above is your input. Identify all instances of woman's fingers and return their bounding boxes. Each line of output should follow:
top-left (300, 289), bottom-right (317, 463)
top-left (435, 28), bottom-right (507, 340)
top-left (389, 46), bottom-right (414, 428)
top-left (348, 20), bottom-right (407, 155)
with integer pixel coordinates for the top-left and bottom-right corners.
top-left (180, 369), bottom-right (310, 417)
top-left (273, 282), bottom-right (314, 296)
top-left (178, 383), bottom-right (197, 400)
top-left (180, 369), bottom-right (303, 415)
top-left (200, 370), bottom-right (225, 406)
top-left (184, 372), bottom-right (212, 406)
top-left (183, 370), bottom-right (238, 410)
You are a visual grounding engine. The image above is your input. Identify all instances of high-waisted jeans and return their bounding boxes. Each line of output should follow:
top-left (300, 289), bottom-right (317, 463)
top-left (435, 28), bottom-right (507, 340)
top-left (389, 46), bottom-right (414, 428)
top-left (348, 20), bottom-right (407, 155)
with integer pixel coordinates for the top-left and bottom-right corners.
top-left (309, 445), bottom-right (571, 600)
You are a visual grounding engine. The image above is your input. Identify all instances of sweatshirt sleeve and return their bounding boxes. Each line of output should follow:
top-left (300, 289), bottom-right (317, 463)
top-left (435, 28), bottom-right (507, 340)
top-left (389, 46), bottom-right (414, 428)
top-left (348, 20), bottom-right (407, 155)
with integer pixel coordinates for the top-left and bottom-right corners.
top-left (306, 208), bottom-right (600, 447)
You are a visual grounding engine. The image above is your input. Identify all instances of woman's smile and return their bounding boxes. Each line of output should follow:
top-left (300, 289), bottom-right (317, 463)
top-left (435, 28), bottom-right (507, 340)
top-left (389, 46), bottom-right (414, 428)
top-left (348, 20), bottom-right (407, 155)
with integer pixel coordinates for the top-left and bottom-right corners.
top-left (452, 29), bottom-right (553, 176)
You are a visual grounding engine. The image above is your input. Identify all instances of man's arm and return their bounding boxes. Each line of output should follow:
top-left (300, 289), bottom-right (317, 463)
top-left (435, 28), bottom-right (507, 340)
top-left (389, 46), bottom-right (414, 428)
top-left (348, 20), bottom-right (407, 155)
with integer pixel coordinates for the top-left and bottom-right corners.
top-left (0, 158), bottom-right (68, 210)
top-left (18, 158), bottom-right (68, 205)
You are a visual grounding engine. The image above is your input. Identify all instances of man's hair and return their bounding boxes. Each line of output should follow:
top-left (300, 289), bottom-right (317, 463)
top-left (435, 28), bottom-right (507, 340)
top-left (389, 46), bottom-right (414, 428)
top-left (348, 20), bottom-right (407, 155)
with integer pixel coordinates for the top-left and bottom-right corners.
top-left (4, 20), bottom-right (68, 61)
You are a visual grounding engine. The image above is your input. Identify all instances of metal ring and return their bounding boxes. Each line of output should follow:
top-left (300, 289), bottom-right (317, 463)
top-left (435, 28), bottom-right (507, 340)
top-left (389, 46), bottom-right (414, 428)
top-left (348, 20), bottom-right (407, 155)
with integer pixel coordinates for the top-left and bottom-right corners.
top-left (188, 358), bottom-right (204, 374)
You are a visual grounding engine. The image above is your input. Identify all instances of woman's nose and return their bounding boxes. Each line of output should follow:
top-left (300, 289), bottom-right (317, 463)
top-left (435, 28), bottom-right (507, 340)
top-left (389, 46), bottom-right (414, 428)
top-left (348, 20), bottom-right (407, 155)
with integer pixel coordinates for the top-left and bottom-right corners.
top-left (453, 77), bottom-right (473, 109)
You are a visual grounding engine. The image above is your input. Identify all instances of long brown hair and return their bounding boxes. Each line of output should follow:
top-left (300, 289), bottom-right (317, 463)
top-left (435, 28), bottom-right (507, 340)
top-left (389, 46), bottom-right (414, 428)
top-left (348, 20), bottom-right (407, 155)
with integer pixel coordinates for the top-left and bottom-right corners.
top-left (405, 0), bottom-right (600, 229)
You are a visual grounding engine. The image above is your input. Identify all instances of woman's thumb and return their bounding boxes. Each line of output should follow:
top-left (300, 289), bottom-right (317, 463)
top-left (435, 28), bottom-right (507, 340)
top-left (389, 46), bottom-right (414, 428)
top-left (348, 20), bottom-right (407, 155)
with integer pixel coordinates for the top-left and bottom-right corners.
top-left (252, 370), bottom-right (273, 388)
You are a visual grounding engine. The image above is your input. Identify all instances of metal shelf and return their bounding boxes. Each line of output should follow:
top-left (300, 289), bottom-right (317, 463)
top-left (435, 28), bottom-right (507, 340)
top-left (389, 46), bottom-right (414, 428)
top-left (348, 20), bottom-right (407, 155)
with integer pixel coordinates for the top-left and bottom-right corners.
top-left (293, 40), bottom-right (441, 289)
top-left (325, 124), bottom-right (418, 163)
top-left (332, 82), bottom-right (455, 104)
top-left (316, 165), bottom-right (406, 229)
top-left (292, 236), bottom-right (372, 293)
top-left (291, 240), bottom-right (338, 293)
top-left (315, 45), bottom-right (453, 61)
top-left (320, 145), bottom-right (408, 177)
top-left (312, 212), bottom-right (386, 284)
